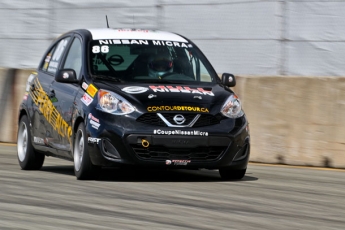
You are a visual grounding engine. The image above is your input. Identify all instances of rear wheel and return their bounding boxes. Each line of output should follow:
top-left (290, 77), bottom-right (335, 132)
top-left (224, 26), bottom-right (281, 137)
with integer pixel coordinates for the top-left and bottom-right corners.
top-left (219, 168), bottom-right (246, 181)
top-left (73, 122), bottom-right (99, 180)
top-left (17, 115), bottom-right (45, 170)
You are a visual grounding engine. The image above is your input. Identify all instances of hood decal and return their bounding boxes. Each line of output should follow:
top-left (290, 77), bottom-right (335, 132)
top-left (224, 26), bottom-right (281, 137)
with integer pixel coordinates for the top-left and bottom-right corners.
top-left (122, 86), bottom-right (149, 94)
top-left (120, 85), bottom-right (214, 96)
top-left (147, 105), bottom-right (209, 113)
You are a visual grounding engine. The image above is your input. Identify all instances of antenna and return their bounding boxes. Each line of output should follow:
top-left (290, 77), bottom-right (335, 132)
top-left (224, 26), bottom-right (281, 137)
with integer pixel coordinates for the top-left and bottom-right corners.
top-left (106, 15), bottom-right (109, 28)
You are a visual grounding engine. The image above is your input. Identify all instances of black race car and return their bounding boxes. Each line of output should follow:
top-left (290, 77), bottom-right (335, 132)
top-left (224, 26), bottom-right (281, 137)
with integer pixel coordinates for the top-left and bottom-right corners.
top-left (17, 28), bottom-right (250, 180)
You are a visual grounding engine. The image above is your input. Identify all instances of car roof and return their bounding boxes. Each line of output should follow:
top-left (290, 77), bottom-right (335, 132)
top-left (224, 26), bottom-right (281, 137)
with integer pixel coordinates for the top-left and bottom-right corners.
top-left (86, 28), bottom-right (188, 43)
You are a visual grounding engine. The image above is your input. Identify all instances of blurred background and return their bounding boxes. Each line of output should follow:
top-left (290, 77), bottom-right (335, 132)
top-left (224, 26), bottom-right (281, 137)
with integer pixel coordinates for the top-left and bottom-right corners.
top-left (2, 0), bottom-right (345, 75)
top-left (1, 0), bottom-right (345, 168)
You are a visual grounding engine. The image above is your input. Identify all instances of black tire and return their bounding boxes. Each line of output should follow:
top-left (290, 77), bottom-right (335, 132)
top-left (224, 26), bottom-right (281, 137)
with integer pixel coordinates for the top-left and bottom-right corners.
top-left (219, 168), bottom-right (246, 181)
top-left (17, 115), bottom-right (45, 170)
top-left (73, 122), bottom-right (100, 180)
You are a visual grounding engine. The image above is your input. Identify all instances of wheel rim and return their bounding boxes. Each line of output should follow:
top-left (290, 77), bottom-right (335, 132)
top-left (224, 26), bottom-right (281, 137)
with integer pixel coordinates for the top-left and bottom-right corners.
top-left (17, 121), bottom-right (28, 162)
top-left (74, 129), bottom-right (84, 172)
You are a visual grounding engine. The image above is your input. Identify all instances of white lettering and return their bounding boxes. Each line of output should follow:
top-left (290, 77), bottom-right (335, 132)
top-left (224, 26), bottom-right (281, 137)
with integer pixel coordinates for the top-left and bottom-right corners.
top-left (149, 85), bottom-right (169, 92)
top-left (90, 120), bottom-right (100, 129)
top-left (88, 137), bottom-right (101, 144)
top-left (153, 129), bottom-right (208, 136)
top-left (131, 40), bottom-right (139, 44)
top-left (139, 40), bottom-right (149, 45)
top-left (99, 40), bottom-right (109, 45)
top-left (153, 40), bottom-right (161, 46)
top-left (181, 43), bottom-right (188, 48)
top-left (173, 42), bottom-right (180, 47)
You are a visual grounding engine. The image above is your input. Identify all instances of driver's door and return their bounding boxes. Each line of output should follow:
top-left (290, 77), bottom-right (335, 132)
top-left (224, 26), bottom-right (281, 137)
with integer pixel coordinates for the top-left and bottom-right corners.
top-left (50, 36), bottom-right (83, 156)
top-left (31, 36), bottom-right (71, 154)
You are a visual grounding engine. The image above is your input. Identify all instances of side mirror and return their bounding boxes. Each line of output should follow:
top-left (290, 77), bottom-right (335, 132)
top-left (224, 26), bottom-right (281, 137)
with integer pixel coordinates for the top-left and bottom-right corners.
top-left (221, 73), bottom-right (236, 87)
top-left (55, 69), bottom-right (79, 83)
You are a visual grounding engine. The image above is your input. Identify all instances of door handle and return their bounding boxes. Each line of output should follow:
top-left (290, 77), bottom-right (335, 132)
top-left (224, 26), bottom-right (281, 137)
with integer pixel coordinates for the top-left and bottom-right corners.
top-left (49, 89), bottom-right (55, 98)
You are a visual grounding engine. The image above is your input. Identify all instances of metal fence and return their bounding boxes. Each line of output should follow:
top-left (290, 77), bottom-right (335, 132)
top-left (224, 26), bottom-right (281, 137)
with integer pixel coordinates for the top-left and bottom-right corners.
top-left (0, 0), bottom-right (345, 76)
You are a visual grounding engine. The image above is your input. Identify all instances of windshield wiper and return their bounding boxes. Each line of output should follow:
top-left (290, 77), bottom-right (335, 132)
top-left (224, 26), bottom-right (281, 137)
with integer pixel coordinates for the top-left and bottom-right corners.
top-left (93, 75), bottom-right (124, 83)
top-left (138, 79), bottom-right (185, 84)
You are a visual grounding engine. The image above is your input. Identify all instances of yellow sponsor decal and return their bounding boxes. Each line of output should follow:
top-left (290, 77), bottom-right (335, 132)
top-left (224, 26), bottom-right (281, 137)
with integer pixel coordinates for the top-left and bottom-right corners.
top-left (30, 78), bottom-right (72, 141)
top-left (147, 105), bottom-right (209, 113)
top-left (86, 84), bottom-right (98, 97)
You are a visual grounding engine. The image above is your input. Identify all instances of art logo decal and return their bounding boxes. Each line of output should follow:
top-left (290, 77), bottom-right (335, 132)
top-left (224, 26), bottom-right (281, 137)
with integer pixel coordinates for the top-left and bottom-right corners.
top-left (154, 129), bottom-right (208, 136)
top-left (148, 94), bottom-right (157, 99)
top-left (98, 39), bottom-right (192, 48)
top-left (173, 114), bottom-right (186, 125)
top-left (166, 159), bottom-right (191, 166)
top-left (88, 137), bottom-right (101, 144)
top-left (30, 78), bottom-right (72, 141)
top-left (122, 86), bottom-right (149, 94)
top-left (81, 93), bottom-right (93, 106)
top-left (82, 82), bottom-right (88, 90)
top-left (86, 84), bottom-right (98, 97)
top-left (147, 106), bottom-right (209, 113)
top-left (149, 86), bottom-right (214, 96)
top-left (121, 85), bottom-right (214, 96)
top-left (88, 113), bottom-right (100, 130)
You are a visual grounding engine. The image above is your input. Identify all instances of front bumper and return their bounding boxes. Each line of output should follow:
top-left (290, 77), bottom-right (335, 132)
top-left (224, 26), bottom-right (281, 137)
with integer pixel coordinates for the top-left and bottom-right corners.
top-left (86, 112), bottom-right (250, 170)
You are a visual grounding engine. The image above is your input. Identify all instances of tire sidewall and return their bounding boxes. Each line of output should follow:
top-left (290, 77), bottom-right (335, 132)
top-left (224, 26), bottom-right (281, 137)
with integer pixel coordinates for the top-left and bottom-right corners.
top-left (73, 122), bottom-right (92, 179)
top-left (17, 115), bottom-right (34, 169)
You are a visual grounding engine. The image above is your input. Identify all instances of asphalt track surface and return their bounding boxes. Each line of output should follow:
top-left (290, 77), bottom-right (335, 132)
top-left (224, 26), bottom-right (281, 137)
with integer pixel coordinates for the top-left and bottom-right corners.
top-left (1, 144), bottom-right (345, 230)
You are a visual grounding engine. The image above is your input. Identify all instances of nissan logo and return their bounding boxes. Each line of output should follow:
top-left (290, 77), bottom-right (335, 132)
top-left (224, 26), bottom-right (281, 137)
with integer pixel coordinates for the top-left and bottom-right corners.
top-left (173, 114), bottom-right (186, 125)
top-left (121, 86), bottom-right (148, 94)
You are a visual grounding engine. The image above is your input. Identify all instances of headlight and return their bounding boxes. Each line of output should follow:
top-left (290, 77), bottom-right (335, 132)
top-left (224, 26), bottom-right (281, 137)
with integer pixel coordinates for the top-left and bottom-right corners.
top-left (221, 94), bottom-right (244, 118)
top-left (96, 89), bottom-right (135, 115)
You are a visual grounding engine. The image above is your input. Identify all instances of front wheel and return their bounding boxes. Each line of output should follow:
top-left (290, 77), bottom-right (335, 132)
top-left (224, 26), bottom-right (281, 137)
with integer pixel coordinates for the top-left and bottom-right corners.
top-left (219, 168), bottom-right (246, 181)
top-left (73, 122), bottom-right (100, 180)
top-left (17, 115), bottom-right (45, 170)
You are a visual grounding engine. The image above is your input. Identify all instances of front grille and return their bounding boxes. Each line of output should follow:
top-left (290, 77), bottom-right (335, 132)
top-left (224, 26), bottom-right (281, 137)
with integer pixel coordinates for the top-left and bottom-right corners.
top-left (161, 113), bottom-right (196, 125)
top-left (137, 113), bottom-right (220, 127)
top-left (193, 114), bottom-right (220, 127)
top-left (131, 145), bottom-right (226, 161)
top-left (137, 113), bottom-right (165, 126)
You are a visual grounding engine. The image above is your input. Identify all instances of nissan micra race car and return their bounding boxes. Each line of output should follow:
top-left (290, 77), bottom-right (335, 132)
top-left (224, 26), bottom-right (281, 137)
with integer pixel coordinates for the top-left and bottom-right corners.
top-left (17, 28), bottom-right (250, 180)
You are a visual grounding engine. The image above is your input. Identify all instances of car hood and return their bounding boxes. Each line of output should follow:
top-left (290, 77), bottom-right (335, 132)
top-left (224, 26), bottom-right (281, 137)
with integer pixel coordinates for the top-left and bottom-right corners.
top-left (93, 82), bottom-right (233, 110)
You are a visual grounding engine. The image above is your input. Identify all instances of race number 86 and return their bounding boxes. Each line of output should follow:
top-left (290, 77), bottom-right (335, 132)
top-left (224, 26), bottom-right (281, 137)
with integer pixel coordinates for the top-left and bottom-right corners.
top-left (92, 46), bottom-right (109, 53)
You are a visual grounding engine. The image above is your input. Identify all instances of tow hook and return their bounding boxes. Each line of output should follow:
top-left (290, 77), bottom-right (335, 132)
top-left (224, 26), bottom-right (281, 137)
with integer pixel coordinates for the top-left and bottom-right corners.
top-left (141, 139), bottom-right (150, 148)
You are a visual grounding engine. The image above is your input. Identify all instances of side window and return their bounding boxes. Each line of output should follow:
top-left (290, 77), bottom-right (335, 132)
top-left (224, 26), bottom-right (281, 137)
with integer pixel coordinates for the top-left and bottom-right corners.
top-left (185, 50), bottom-right (212, 82)
top-left (42, 49), bottom-right (55, 72)
top-left (63, 38), bottom-right (82, 79)
top-left (41, 37), bottom-right (71, 74)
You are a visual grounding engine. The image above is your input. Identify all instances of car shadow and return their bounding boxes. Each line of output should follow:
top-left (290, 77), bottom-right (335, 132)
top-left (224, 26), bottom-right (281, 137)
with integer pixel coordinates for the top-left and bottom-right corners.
top-left (99, 168), bottom-right (258, 182)
top-left (41, 165), bottom-right (75, 176)
top-left (41, 165), bottom-right (258, 182)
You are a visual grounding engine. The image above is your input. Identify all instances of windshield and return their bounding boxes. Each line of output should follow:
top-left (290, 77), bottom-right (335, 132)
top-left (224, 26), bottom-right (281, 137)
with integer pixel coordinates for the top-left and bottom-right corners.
top-left (89, 39), bottom-right (218, 84)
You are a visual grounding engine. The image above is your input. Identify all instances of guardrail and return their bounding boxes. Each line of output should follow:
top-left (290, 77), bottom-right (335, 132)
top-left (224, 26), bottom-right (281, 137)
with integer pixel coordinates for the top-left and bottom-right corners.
top-left (2, 68), bottom-right (344, 168)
